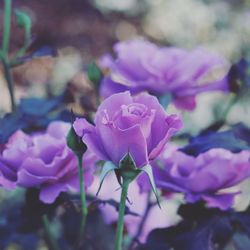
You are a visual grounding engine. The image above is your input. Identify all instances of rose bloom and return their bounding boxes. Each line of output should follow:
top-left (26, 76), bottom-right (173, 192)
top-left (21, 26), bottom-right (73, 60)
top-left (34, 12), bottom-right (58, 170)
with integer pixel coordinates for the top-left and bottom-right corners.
top-left (73, 91), bottom-right (182, 167)
top-left (99, 39), bottom-right (228, 110)
top-left (0, 121), bottom-right (96, 203)
top-left (138, 144), bottom-right (250, 210)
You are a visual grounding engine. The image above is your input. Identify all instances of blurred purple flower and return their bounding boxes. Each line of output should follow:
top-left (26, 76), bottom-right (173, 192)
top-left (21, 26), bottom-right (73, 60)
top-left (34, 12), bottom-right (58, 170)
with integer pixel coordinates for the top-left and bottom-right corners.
top-left (138, 144), bottom-right (250, 210)
top-left (99, 39), bottom-right (228, 110)
top-left (73, 91), bottom-right (182, 167)
top-left (0, 121), bottom-right (96, 203)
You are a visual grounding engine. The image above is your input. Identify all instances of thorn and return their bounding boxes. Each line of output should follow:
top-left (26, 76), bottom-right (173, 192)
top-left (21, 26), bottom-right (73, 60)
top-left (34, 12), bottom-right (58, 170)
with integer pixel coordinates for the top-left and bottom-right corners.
top-left (115, 186), bottom-right (121, 192)
top-left (126, 196), bottom-right (133, 205)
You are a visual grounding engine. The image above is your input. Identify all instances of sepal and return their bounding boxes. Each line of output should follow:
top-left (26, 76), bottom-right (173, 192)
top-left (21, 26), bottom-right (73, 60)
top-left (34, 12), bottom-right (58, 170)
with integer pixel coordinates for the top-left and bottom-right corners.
top-left (118, 153), bottom-right (141, 181)
top-left (96, 161), bottom-right (117, 196)
top-left (66, 126), bottom-right (87, 158)
top-left (141, 164), bottom-right (161, 208)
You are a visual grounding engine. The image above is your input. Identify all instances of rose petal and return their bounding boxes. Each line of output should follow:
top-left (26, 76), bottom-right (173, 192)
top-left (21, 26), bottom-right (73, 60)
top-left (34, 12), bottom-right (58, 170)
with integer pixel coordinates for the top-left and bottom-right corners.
top-left (47, 121), bottom-right (71, 139)
top-left (40, 183), bottom-right (68, 203)
top-left (17, 168), bottom-right (57, 187)
top-left (149, 115), bottom-right (182, 160)
top-left (98, 123), bottom-right (148, 167)
top-left (100, 77), bottom-right (129, 99)
top-left (173, 96), bottom-right (196, 110)
top-left (202, 193), bottom-right (240, 211)
top-left (95, 91), bottom-right (133, 125)
top-left (73, 118), bottom-right (109, 160)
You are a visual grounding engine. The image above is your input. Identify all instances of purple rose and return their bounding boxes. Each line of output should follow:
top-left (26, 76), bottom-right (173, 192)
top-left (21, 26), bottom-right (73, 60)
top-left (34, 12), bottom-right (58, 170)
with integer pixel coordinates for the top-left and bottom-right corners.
top-left (138, 144), bottom-right (250, 210)
top-left (73, 91), bottom-right (182, 167)
top-left (99, 39), bottom-right (228, 110)
top-left (0, 121), bottom-right (96, 203)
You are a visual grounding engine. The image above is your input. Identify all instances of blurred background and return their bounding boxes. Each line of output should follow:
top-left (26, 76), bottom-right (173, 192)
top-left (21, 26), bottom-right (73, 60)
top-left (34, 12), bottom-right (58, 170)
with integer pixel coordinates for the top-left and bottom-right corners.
top-left (0, 1), bottom-right (250, 249)
top-left (0, 0), bottom-right (250, 127)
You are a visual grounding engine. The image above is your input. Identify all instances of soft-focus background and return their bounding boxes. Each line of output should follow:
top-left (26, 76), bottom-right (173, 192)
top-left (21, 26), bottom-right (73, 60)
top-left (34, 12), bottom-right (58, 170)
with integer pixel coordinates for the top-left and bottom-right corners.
top-left (1, 0), bottom-right (250, 130)
top-left (1, 1), bottom-right (250, 249)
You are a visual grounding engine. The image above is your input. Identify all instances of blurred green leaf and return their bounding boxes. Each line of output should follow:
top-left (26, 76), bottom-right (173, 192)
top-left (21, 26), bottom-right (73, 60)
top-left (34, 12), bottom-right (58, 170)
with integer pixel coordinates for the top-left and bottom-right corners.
top-left (15, 9), bottom-right (32, 32)
top-left (87, 62), bottom-right (103, 89)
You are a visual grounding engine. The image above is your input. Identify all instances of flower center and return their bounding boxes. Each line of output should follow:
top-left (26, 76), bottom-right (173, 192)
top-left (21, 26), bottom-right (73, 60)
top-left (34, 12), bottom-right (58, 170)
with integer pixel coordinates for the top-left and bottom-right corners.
top-left (123, 103), bottom-right (147, 117)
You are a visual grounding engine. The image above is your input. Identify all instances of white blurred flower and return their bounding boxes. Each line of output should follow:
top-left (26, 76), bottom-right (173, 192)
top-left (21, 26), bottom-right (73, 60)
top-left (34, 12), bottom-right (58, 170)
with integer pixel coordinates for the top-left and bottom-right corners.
top-left (143, 0), bottom-right (250, 59)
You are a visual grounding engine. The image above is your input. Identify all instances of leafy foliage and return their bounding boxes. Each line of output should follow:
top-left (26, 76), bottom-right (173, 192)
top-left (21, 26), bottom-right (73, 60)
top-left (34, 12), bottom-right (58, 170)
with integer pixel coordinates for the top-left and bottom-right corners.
top-left (228, 58), bottom-right (250, 93)
top-left (180, 123), bottom-right (250, 156)
top-left (0, 189), bottom-right (59, 249)
top-left (0, 91), bottom-right (74, 143)
top-left (87, 61), bottom-right (103, 90)
top-left (0, 189), bottom-right (120, 250)
top-left (137, 203), bottom-right (250, 250)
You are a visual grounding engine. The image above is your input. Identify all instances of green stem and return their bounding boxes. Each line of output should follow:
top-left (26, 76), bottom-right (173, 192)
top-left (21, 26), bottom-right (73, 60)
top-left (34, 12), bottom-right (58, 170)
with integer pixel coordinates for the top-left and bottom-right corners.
top-left (1, 0), bottom-right (16, 111)
top-left (77, 155), bottom-right (88, 235)
top-left (2, 0), bottom-right (12, 57)
top-left (42, 215), bottom-right (59, 250)
top-left (1, 58), bottom-right (16, 110)
top-left (115, 178), bottom-right (130, 250)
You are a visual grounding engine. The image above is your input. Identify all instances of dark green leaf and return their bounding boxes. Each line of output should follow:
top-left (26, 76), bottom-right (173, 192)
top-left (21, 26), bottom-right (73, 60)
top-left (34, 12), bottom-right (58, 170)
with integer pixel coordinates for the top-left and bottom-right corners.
top-left (87, 62), bottom-right (103, 89)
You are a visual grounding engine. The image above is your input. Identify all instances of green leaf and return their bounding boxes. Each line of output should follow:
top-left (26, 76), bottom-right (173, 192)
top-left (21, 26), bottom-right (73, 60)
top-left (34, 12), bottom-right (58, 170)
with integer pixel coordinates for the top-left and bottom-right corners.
top-left (15, 9), bottom-right (32, 32)
top-left (87, 62), bottom-right (103, 88)
top-left (141, 164), bottom-right (161, 208)
top-left (96, 161), bottom-right (117, 196)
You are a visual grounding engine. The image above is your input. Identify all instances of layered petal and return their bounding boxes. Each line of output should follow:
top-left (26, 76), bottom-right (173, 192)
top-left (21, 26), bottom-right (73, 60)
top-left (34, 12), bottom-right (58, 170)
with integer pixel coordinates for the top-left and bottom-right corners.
top-left (0, 121), bottom-right (96, 203)
top-left (145, 144), bottom-right (250, 210)
top-left (73, 118), bottom-right (109, 160)
top-left (98, 122), bottom-right (148, 167)
top-left (99, 39), bottom-right (228, 110)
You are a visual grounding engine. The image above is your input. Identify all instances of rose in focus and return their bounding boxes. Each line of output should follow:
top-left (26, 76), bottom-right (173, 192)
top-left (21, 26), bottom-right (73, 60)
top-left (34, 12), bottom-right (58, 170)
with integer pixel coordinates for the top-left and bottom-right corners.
top-left (0, 121), bottom-right (96, 203)
top-left (100, 39), bottom-right (228, 110)
top-left (73, 91), bottom-right (182, 167)
top-left (138, 144), bottom-right (250, 210)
